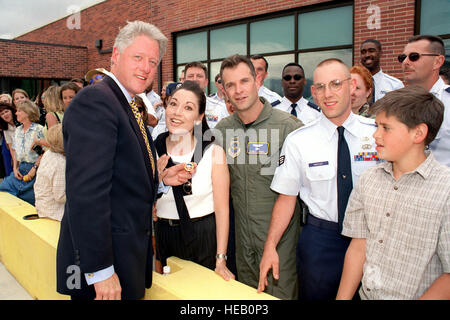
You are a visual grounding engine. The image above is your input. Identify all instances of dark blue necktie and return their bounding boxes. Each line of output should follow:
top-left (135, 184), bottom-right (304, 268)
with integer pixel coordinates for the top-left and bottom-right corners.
top-left (291, 103), bottom-right (297, 117)
top-left (337, 126), bottom-right (353, 233)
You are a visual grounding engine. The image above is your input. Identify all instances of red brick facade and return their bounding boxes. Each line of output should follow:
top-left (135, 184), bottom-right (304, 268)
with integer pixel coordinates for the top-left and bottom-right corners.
top-left (6, 0), bottom-right (416, 84)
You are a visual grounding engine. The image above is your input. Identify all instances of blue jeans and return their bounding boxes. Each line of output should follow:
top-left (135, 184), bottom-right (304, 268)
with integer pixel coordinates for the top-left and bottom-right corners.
top-left (1, 139), bottom-right (13, 176)
top-left (0, 162), bottom-right (36, 205)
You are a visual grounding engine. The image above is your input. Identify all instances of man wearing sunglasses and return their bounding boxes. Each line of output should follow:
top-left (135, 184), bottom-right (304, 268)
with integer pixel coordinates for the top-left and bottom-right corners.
top-left (360, 39), bottom-right (404, 102)
top-left (274, 62), bottom-right (321, 124)
top-left (259, 58), bottom-right (378, 300)
top-left (401, 35), bottom-right (449, 166)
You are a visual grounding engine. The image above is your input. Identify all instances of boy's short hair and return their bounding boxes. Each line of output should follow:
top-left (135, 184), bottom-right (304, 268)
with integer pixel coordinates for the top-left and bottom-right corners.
top-left (370, 85), bottom-right (444, 145)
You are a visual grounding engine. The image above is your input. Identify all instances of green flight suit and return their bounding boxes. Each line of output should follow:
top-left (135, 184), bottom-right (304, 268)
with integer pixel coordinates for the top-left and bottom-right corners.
top-left (214, 97), bottom-right (303, 300)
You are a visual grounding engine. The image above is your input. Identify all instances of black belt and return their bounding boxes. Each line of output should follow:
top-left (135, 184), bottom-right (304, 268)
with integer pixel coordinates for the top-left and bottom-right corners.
top-left (158, 213), bottom-right (213, 227)
top-left (306, 213), bottom-right (339, 232)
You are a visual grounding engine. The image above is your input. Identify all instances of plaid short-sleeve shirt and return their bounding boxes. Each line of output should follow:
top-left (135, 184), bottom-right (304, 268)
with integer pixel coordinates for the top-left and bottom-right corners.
top-left (342, 151), bottom-right (450, 300)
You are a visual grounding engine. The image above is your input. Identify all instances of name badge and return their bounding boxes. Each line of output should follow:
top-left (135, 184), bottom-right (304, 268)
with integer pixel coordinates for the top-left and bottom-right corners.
top-left (308, 161), bottom-right (329, 167)
top-left (354, 152), bottom-right (379, 161)
top-left (247, 142), bottom-right (269, 154)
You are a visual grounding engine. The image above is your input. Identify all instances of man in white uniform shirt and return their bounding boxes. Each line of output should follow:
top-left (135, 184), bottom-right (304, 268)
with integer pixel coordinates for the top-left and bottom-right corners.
top-left (184, 62), bottom-right (229, 129)
top-left (360, 39), bottom-right (404, 102)
top-left (275, 62), bottom-right (321, 124)
top-left (258, 58), bottom-right (379, 301)
top-left (400, 34), bottom-right (450, 166)
top-left (250, 55), bottom-right (282, 105)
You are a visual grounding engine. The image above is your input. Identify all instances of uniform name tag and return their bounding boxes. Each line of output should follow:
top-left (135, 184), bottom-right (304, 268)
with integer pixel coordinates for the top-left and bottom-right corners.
top-left (354, 152), bottom-right (379, 161)
top-left (247, 142), bottom-right (269, 154)
top-left (308, 161), bottom-right (329, 167)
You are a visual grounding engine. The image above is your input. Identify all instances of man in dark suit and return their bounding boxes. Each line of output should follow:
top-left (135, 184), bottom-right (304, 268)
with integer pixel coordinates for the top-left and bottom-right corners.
top-left (57, 21), bottom-right (192, 300)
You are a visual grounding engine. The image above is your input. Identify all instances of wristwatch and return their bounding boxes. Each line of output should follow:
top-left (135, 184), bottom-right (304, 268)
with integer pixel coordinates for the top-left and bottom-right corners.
top-left (33, 164), bottom-right (39, 170)
top-left (216, 253), bottom-right (227, 260)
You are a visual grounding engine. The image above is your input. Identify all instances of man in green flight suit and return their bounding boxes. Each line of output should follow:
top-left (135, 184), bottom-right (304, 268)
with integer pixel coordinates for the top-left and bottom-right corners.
top-left (214, 54), bottom-right (303, 300)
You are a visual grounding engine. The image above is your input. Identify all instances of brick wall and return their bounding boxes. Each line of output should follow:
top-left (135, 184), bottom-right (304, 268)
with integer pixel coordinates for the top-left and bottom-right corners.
top-left (15, 0), bottom-right (151, 78)
top-left (10, 0), bottom-right (416, 84)
top-left (354, 0), bottom-right (416, 81)
top-left (0, 39), bottom-right (87, 79)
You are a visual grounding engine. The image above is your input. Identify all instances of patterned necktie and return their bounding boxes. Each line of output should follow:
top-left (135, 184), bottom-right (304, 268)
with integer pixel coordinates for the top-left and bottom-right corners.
top-left (291, 103), bottom-right (297, 117)
top-left (337, 126), bottom-right (353, 233)
top-left (130, 98), bottom-right (155, 178)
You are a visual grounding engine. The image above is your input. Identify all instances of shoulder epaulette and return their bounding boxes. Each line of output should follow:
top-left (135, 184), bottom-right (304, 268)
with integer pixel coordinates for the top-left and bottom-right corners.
top-left (271, 100), bottom-right (281, 107)
top-left (307, 101), bottom-right (321, 112)
top-left (356, 114), bottom-right (377, 127)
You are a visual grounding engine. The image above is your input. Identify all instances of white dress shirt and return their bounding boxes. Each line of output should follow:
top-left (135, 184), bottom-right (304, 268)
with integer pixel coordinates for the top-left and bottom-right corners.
top-left (258, 85), bottom-right (282, 104)
top-left (274, 96), bottom-right (321, 125)
top-left (271, 112), bottom-right (378, 223)
top-left (372, 69), bottom-right (404, 101)
top-left (429, 77), bottom-right (450, 166)
top-left (205, 96), bottom-right (229, 129)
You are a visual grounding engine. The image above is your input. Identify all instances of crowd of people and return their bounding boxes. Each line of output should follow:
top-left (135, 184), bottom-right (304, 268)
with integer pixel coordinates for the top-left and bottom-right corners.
top-left (0, 20), bottom-right (449, 301)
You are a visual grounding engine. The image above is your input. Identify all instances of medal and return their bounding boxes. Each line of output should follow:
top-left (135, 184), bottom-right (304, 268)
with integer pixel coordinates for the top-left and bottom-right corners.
top-left (184, 162), bottom-right (195, 172)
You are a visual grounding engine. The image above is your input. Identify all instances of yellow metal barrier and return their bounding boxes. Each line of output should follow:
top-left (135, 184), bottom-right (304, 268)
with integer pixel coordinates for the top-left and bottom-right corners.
top-left (0, 192), bottom-right (277, 300)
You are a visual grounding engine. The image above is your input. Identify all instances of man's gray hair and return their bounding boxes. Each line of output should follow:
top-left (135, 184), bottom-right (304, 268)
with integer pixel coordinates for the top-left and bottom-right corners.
top-left (113, 21), bottom-right (168, 62)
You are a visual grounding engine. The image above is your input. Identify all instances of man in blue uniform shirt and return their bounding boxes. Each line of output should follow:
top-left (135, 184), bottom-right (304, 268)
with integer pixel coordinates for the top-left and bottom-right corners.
top-left (258, 58), bottom-right (379, 300)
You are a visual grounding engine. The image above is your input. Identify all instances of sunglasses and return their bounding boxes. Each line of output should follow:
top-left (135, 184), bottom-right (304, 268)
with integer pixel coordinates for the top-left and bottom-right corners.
top-left (89, 74), bottom-right (104, 85)
top-left (397, 52), bottom-right (440, 63)
top-left (283, 74), bottom-right (303, 81)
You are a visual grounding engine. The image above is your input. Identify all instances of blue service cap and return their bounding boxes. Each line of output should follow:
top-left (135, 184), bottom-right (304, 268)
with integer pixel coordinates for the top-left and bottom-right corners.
top-left (166, 82), bottom-right (183, 97)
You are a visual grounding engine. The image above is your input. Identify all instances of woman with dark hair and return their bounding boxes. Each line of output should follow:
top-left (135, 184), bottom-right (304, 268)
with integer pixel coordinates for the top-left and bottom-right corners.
top-left (0, 102), bottom-right (19, 176)
top-left (60, 82), bottom-right (80, 108)
top-left (154, 81), bottom-right (234, 281)
top-left (0, 100), bottom-right (44, 205)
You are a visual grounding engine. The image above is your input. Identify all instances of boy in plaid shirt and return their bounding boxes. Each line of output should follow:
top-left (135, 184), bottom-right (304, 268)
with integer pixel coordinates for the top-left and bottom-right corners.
top-left (336, 86), bottom-right (450, 300)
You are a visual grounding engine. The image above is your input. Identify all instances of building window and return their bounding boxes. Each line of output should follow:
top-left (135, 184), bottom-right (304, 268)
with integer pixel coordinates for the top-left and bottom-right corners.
top-left (174, 3), bottom-right (353, 97)
top-left (417, 0), bottom-right (450, 61)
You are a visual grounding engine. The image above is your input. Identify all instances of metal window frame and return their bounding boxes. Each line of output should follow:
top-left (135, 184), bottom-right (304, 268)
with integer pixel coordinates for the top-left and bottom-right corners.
top-left (173, 0), bottom-right (354, 94)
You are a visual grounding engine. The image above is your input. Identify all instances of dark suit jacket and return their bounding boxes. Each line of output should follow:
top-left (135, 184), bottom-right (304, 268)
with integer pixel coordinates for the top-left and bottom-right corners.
top-left (56, 75), bottom-right (158, 299)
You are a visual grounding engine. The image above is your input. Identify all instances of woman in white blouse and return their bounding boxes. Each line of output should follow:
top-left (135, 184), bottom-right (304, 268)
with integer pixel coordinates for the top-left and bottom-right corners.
top-left (154, 81), bottom-right (234, 281)
top-left (34, 123), bottom-right (66, 221)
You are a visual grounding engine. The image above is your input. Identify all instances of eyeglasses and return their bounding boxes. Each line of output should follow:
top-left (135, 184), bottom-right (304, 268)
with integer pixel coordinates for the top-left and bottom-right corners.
top-left (89, 74), bottom-right (104, 85)
top-left (283, 74), bottom-right (303, 81)
top-left (312, 78), bottom-right (351, 94)
top-left (397, 52), bottom-right (440, 63)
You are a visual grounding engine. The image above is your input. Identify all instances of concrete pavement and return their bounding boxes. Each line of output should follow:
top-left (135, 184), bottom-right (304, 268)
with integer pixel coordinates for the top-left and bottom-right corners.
top-left (0, 261), bottom-right (34, 300)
